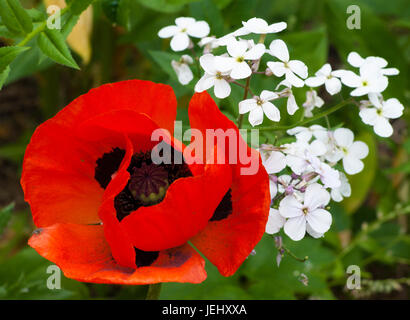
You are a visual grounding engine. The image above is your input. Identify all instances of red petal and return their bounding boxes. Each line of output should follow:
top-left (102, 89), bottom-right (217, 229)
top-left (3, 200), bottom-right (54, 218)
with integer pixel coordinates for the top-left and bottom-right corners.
top-left (28, 223), bottom-right (206, 285)
top-left (52, 80), bottom-right (177, 135)
top-left (21, 121), bottom-right (107, 227)
top-left (188, 92), bottom-right (270, 276)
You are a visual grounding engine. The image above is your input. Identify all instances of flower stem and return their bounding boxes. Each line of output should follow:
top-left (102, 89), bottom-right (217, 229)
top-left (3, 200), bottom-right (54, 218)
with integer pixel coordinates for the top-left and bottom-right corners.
top-left (237, 77), bottom-right (251, 129)
top-left (257, 98), bottom-right (355, 132)
top-left (283, 245), bottom-right (309, 262)
top-left (189, 45), bottom-right (201, 78)
top-left (146, 283), bottom-right (162, 300)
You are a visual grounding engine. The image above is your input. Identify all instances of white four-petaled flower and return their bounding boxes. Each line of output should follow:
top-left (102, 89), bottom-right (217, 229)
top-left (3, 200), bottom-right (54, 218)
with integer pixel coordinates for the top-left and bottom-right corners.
top-left (267, 39), bottom-right (308, 88)
top-left (279, 183), bottom-right (332, 241)
top-left (195, 54), bottom-right (232, 99)
top-left (335, 64), bottom-right (388, 97)
top-left (305, 63), bottom-right (342, 95)
top-left (158, 17), bottom-right (210, 52)
top-left (333, 128), bottom-right (369, 175)
top-left (359, 93), bottom-right (404, 137)
top-left (239, 90), bottom-right (280, 126)
top-left (225, 38), bottom-right (265, 79)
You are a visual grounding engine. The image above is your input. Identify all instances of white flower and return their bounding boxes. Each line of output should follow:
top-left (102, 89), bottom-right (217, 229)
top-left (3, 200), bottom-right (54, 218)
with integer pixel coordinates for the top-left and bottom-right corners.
top-left (171, 55), bottom-right (193, 85)
top-left (347, 52), bottom-right (399, 76)
top-left (305, 63), bottom-right (342, 95)
top-left (279, 183), bottom-right (332, 241)
top-left (239, 90), bottom-right (280, 126)
top-left (158, 17), bottom-right (210, 52)
top-left (195, 54), bottom-right (232, 99)
top-left (242, 17), bottom-right (287, 34)
top-left (333, 128), bottom-right (369, 175)
top-left (331, 172), bottom-right (351, 202)
top-left (335, 64), bottom-right (388, 96)
top-left (359, 93), bottom-right (404, 137)
top-left (266, 208), bottom-right (286, 234)
top-left (287, 125), bottom-right (327, 142)
top-left (303, 90), bottom-right (324, 117)
top-left (267, 39), bottom-right (308, 88)
top-left (262, 149), bottom-right (286, 174)
top-left (225, 38), bottom-right (265, 79)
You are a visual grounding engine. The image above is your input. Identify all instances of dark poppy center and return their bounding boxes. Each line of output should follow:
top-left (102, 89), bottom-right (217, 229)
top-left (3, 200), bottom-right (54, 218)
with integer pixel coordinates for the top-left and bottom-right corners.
top-left (114, 147), bottom-right (192, 222)
top-left (128, 163), bottom-right (169, 205)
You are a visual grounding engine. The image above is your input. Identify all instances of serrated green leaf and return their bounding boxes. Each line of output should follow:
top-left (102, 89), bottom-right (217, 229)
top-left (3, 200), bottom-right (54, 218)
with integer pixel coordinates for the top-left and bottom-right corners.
top-left (37, 28), bottom-right (79, 69)
top-left (0, 203), bottom-right (14, 235)
top-left (0, 0), bottom-right (33, 35)
top-left (0, 45), bottom-right (29, 73)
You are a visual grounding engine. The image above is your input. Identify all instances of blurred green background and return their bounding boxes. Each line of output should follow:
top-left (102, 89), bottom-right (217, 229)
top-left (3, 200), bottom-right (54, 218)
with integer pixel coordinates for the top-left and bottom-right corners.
top-left (0, 0), bottom-right (409, 299)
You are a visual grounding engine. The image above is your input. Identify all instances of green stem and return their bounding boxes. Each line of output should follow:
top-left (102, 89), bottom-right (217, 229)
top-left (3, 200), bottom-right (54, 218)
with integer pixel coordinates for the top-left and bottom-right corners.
top-left (257, 98), bottom-right (355, 132)
top-left (17, 7), bottom-right (70, 47)
top-left (283, 245), bottom-right (309, 262)
top-left (237, 77), bottom-right (250, 129)
top-left (146, 283), bottom-right (162, 300)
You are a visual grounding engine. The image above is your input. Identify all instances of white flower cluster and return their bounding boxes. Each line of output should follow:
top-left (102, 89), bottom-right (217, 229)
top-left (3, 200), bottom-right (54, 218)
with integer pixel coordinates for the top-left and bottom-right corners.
top-left (158, 17), bottom-right (403, 137)
top-left (262, 125), bottom-right (369, 241)
top-left (158, 17), bottom-right (406, 243)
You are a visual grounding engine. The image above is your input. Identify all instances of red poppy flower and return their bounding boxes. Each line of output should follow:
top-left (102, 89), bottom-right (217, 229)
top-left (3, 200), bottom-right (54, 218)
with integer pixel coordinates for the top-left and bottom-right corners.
top-left (22, 80), bottom-right (270, 285)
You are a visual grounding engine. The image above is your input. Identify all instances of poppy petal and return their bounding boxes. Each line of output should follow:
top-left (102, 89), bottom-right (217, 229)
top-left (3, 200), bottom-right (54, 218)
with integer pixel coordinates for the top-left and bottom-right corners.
top-left (28, 223), bottom-right (207, 285)
top-left (188, 92), bottom-right (270, 276)
top-left (51, 80), bottom-right (177, 135)
top-left (21, 121), bottom-right (107, 227)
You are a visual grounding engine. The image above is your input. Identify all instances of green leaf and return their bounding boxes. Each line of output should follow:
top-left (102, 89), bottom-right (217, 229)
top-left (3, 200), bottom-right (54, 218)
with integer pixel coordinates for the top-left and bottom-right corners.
top-left (0, 65), bottom-right (10, 90)
top-left (61, 13), bottom-right (80, 38)
top-left (0, 25), bottom-right (18, 38)
top-left (148, 50), bottom-right (180, 80)
top-left (0, 45), bottom-right (29, 73)
top-left (0, 203), bottom-right (13, 235)
top-left (117, 0), bottom-right (144, 31)
top-left (67, 0), bottom-right (94, 15)
top-left (37, 28), bottom-right (79, 69)
top-left (342, 132), bottom-right (377, 214)
top-left (189, 0), bottom-right (224, 36)
top-left (0, 0), bottom-right (33, 35)
top-left (137, 0), bottom-right (184, 13)
top-left (26, 8), bottom-right (46, 22)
